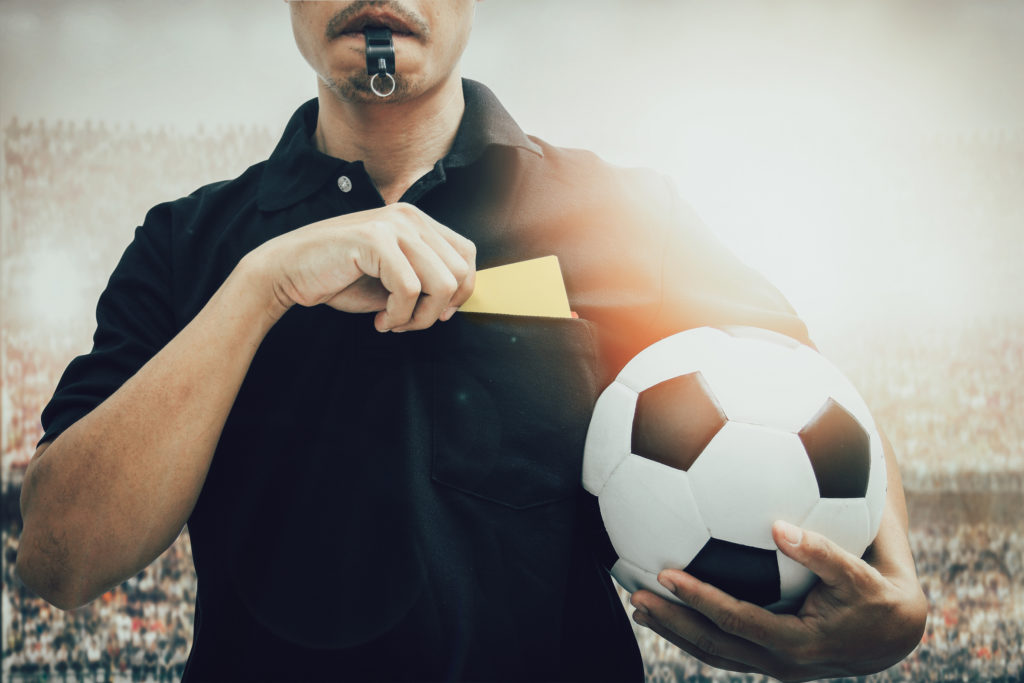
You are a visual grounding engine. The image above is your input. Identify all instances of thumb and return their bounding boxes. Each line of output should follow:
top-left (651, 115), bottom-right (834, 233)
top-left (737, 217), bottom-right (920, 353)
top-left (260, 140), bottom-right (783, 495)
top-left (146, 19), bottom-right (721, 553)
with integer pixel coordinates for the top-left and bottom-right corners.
top-left (772, 520), bottom-right (865, 592)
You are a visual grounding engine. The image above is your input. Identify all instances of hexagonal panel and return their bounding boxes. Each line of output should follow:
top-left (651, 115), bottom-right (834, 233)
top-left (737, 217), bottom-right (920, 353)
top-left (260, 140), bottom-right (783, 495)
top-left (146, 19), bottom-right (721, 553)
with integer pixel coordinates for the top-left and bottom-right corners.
top-left (598, 454), bottom-right (709, 575)
top-left (632, 371), bottom-right (727, 471)
top-left (686, 538), bottom-right (781, 607)
top-left (583, 380), bottom-right (638, 495)
top-left (800, 497), bottom-right (872, 558)
top-left (799, 398), bottom-right (870, 498)
top-left (775, 550), bottom-right (816, 611)
top-left (610, 557), bottom-right (680, 604)
top-left (697, 336), bottom-right (832, 433)
top-left (616, 327), bottom-right (730, 393)
top-left (793, 345), bottom-right (876, 432)
top-left (716, 325), bottom-right (804, 349)
top-left (689, 422), bottom-right (819, 550)
top-left (865, 429), bottom-right (888, 541)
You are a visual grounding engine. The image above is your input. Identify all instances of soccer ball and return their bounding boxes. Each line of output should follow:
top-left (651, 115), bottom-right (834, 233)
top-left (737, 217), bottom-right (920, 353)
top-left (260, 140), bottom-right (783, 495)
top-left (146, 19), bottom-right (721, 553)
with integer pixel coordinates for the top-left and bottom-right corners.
top-left (582, 326), bottom-right (886, 612)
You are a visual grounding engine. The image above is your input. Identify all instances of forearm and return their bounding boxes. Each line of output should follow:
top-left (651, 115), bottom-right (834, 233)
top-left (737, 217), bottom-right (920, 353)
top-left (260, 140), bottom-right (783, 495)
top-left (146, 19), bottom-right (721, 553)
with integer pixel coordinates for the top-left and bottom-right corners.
top-left (865, 430), bottom-right (916, 579)
top-left (17, 252), bottom-right (281, 609)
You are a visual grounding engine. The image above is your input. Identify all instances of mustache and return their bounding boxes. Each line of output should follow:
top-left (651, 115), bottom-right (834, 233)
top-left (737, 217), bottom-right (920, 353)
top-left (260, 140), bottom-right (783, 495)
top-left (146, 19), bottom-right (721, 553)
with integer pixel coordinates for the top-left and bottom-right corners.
top-left (324, 1), bottom-right (430, 39)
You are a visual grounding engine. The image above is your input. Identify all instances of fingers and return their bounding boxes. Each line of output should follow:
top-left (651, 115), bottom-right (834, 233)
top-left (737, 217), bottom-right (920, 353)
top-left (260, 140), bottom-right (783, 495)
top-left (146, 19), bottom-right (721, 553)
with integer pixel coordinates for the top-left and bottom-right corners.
top-left (414, 216), bottom-right (476, 311)
top-left (381, 206), bottom-right (474, 332)
top-left (385, 237), bottom-right (458, 333)
top-left (310, 203), bottom-right (474, 331)
top-left (653, 570), bottom-right (807, 652)
top-left (772, 521), bottom-right (877, 594)
top-left (631, 602), bottom-right (762, 675)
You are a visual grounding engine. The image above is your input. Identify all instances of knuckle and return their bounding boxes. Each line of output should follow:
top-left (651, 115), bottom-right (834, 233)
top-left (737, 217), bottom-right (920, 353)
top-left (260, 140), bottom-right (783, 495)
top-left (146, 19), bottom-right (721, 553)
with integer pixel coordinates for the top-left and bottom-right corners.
top-left (448, 259), bottom-right (470, 283)
top-left (694, 633), bottom-right (719, 659)
top-left (716, 610), bottom-right (746, 637)
top-left (439, 273), bottom-right (459, 298)
top-left (809, 535), bottom-right (832, 562)
top-left (392, 202), bottom-right (419, 220)
top-left (395, 277), bottom-right (421, 299)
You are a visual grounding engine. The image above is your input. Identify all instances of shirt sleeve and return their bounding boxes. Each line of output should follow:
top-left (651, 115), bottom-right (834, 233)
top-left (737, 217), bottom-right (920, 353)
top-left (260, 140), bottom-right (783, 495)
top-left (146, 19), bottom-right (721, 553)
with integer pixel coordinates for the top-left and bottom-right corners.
top-left (644, 175), bottom-right (814, 348)
top-left (39, 204), bottom-right (178, 445)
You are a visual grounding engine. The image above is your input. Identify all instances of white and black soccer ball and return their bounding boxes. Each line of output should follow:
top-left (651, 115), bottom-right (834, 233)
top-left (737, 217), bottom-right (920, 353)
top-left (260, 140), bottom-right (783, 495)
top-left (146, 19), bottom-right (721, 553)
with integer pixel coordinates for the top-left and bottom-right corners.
top-left (583, 326), bottom-right (887, 612)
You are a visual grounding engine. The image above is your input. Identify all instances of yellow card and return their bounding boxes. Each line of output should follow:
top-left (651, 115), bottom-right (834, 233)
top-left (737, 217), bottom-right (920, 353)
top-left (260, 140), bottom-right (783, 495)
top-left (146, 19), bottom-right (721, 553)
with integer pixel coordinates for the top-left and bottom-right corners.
top-left (460, 255), bottom-right (572, 318)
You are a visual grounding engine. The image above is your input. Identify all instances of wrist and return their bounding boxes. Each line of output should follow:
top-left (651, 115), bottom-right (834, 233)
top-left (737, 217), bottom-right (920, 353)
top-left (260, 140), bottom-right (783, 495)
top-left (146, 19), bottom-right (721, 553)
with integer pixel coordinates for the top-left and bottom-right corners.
top-left (235, 243), bottom-right (294, 325)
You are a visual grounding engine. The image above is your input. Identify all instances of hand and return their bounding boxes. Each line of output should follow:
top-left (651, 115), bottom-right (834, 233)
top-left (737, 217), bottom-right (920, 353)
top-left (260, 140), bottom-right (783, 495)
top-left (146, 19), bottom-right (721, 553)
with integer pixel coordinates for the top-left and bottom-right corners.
top-left (628, 519), bottom-right (928, 682)
top-left (251, 202), bottom-right (476, 332)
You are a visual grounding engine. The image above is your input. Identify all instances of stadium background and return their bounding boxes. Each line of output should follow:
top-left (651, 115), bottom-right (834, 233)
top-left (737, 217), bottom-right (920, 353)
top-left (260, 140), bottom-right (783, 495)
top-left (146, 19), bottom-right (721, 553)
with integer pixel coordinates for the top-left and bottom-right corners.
top-left (1, 1), bottom-right (1021, 681)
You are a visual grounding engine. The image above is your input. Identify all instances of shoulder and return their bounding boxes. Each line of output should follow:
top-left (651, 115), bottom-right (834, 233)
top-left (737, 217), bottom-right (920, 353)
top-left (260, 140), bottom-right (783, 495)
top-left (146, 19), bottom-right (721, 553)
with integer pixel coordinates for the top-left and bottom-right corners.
top-left (509, 136), bottom-right (698, 251)
top-left (524, 137), bottom-right (672, 205)
top-left (140, 161), bottom-right (267, 239)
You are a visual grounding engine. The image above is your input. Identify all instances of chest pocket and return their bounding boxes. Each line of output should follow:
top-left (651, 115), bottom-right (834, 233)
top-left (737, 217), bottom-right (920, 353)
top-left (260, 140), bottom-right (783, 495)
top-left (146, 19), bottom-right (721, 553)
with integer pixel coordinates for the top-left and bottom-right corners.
top-left (430, 313), bottom-right (600, 509)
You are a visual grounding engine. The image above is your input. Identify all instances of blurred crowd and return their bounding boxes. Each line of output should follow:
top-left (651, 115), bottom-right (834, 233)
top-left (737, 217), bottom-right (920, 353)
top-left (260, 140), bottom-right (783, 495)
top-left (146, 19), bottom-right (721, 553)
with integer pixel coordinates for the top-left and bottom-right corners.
top-left (3, 528), bottom-right (193, 682)
top-left (829, 318), bottom-right (1024, 493)
top-left (626, 522), bottom-right (1024, 682)
top-left (3, 120), bottom-right (1023, 681)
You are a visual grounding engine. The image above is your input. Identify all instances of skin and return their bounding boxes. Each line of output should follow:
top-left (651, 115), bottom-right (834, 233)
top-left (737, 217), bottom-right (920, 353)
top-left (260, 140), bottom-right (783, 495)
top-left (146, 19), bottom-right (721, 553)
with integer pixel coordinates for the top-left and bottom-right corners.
top-left (17, 1), bottom-right (926, 677)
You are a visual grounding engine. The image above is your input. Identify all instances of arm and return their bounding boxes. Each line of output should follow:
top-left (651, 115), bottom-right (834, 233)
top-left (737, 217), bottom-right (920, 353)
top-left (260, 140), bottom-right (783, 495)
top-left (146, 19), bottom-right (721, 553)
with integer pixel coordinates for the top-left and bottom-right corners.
top-left (16, 203), bottom-right (475, 610)
top-left (628, 429), bottom-right (928, 681)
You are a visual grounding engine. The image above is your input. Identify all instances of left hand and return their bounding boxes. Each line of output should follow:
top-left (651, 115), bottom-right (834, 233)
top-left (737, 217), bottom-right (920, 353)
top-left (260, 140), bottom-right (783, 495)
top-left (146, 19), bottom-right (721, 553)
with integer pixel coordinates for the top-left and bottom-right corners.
top-left (628, 519), bottom-right (928, 682)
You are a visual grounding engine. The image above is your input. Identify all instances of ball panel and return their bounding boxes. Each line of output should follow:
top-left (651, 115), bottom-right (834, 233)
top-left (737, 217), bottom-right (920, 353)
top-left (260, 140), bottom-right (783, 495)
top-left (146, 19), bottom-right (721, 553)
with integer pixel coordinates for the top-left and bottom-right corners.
top-left (689, 422), bottom-right (820, 550)
top-left (687, 538), bottom-right (781, 607)
top-left (793, 345), bottom-right (876, 432)
top-left (798, 398), bottom-right (871, 498)
top-left (598, 454), bottom-right (709, 574)
top-left (800, 497), bottom-right (872, 558)
top-left (716, 325), bottom-right (804, 349)
top-left (865, 430), bottom-right (888, 540)
top-left (776, 550), bottom-right (817, 607)
top-left (582, 380), bottom-right (638, 495)
top-left (611, 557), bottom-right (680, 604)
top-left (632, 371), bottom-right (727, 472)
top-left (616, 327), bottom-right (729, 393)
top-left (698, 336), bottom-right (832, 433)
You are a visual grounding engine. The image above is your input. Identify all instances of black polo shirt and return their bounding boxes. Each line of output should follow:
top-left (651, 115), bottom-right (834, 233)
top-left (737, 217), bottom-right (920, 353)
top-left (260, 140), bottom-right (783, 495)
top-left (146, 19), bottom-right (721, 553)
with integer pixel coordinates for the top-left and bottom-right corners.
top-left (41, 80), bottom-right (810, 682)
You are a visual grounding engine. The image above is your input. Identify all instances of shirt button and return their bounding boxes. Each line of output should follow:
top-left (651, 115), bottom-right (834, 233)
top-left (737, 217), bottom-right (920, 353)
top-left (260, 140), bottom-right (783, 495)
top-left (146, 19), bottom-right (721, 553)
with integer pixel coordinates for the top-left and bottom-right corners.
top-left (337, 175), bottom-right (353, 193)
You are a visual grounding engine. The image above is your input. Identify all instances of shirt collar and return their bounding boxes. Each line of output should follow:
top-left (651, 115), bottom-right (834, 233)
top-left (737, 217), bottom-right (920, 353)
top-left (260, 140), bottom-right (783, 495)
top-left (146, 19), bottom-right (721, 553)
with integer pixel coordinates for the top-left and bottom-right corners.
top-left (257, 79), bottom-right (542, 212)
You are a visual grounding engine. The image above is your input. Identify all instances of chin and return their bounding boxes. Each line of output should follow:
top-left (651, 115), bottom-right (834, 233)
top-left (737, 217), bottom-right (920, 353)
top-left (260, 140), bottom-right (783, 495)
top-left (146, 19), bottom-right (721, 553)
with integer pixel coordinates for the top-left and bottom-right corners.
top-left (323, 72), bottom-right (420, 104)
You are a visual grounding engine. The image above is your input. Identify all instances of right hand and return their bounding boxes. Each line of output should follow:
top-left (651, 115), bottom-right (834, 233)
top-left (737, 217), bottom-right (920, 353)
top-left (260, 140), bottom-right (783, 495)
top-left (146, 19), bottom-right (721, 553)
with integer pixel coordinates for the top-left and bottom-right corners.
top-left (252, 202), bottom-right (476, 332)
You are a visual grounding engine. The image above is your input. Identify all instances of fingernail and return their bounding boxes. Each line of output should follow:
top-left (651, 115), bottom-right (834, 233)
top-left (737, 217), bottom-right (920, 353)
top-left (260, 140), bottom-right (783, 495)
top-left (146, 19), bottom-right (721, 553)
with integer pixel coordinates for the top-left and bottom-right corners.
top-left (657, 575), bottom-right (676, 594)
top-left (778, 520), bottom-right (803, 545)
top-left (634, 604), bottom-right (649, 616)
top-left (632, 611), bottom-right (648, 627)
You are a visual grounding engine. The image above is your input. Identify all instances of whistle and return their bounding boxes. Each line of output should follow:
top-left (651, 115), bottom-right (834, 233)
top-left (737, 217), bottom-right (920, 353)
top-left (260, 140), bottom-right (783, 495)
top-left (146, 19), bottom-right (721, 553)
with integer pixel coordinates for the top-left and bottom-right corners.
top-left (365, 28), bottom-right (396, 97)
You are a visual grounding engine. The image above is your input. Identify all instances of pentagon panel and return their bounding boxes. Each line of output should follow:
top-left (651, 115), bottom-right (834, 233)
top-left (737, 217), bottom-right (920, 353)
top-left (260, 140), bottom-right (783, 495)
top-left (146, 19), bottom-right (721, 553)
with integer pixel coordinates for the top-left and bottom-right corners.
top-left (687, 538), bottom-right (781, 607)
top-left (616, 327), bottom-right (729, 394)
top-left (632, 371), bottom-right (727, 471)
top-left (801, 498), bottom-right (872, 558)
top-left (583, 381), bottom-right (638, 495)
top-left (715, 325), bottom-right (804, 350)
top-left (610, 557), bottom-right (680, 604)
top-left (698, 337), bottom-right (830, 432)
top-left (598, 454), bottom-right (709, 575)
top-left (689, 422), bottom-right (819, 549)
top-left (799, 398), bottom-right (870, 498)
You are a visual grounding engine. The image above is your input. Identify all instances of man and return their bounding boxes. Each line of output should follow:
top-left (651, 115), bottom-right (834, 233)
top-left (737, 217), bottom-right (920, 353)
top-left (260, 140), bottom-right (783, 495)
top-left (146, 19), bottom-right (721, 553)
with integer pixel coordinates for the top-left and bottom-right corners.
top-left (17, 1), bottom-right (927, 681)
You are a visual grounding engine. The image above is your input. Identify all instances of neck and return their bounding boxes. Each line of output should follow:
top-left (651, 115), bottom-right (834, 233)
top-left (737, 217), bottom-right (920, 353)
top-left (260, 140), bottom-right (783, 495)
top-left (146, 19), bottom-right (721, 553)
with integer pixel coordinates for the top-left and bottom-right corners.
top-left (313, 73), bottom-right (465, 204)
